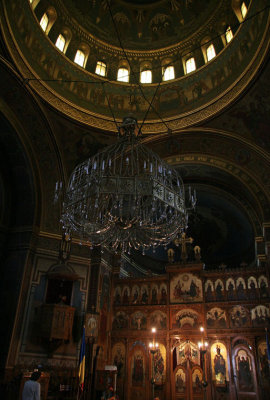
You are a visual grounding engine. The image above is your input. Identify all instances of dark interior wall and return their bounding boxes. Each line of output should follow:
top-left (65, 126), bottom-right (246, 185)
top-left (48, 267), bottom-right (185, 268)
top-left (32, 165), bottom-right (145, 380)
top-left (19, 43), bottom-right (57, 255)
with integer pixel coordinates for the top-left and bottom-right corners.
top-left (0, 114), bottom-right (35, 374)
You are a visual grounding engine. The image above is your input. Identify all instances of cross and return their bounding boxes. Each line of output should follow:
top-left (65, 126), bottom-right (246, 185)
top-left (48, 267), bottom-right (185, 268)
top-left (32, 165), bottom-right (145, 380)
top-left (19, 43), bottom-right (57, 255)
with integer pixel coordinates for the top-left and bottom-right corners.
top-left (174, 232), bottom-right (193, 261)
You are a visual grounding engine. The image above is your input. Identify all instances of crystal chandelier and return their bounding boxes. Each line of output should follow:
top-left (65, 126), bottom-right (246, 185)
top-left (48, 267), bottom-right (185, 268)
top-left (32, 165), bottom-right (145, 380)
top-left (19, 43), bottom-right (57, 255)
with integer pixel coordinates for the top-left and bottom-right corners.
top-left (60, 116), bottom-right (196, 253)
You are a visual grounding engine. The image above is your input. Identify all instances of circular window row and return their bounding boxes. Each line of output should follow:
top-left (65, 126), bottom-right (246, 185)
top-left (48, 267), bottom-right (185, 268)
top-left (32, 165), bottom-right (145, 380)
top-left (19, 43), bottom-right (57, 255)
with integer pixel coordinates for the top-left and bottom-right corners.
top-left (29, 0), bottom-right (250, 84)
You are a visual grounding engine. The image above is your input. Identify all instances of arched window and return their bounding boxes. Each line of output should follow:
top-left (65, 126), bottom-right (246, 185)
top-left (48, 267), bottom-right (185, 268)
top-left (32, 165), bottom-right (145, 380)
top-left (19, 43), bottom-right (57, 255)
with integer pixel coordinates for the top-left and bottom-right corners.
top-left (117, 67), bottom-right (129, 82)
top-left (241, 2), bottom-right (248, 18)
top-left (206, 44), bottom-right (216, 61)
top-left (40, 13), bottom-right (49, 32)
top-left (185, 57), bottom-right (196, 74)
top-left (140, 69), bottom-right (152, 84)
top-left (225, 26), bottom-right (233, 43)
top-left (74, 50), bottom-right (86, 67)
top-left (95, 61), bottom-right (107, 77)
top-left (55, 34), bottom-right (65, 52)
top-left (163, 65), bottom-right (175, 81)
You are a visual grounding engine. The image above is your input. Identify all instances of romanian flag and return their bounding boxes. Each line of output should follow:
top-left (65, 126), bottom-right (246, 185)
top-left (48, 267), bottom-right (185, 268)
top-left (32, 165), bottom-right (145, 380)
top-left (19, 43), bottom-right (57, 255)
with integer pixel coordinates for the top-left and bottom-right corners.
top-left (266, 329), bottom-right (270, 366)
top-left (78, 326), bottom-right (86, 391)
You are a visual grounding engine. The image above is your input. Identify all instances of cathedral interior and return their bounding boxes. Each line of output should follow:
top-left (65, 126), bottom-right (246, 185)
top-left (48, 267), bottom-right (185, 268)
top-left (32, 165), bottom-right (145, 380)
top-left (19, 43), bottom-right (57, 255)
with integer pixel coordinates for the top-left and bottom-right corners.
top-left (0, 0), bottom-right (270, 399)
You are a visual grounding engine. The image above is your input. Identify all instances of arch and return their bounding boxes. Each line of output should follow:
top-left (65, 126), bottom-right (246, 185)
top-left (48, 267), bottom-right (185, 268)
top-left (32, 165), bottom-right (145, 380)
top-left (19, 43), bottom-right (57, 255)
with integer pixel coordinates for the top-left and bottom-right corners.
top-left (226, 278), bottom-right (235, 290)
top-left (39, 6), bottom-right (57, 35)
top-left (258, 275), bottom-right (268, 288)
top-left (205, 279), bottom-right (214, 292)
top-left (215, 279), bottom-right (224, 290)
top-left (247, 276), bottom-right (258, 289)
top-left (236, 277), bottom-right (246, 289)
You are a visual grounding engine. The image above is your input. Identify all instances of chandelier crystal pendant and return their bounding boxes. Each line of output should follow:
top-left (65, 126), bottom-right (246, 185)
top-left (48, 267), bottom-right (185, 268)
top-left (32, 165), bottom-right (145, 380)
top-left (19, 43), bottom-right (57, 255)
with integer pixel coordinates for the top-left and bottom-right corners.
top-left (60, 117), bottom-right (196, 253)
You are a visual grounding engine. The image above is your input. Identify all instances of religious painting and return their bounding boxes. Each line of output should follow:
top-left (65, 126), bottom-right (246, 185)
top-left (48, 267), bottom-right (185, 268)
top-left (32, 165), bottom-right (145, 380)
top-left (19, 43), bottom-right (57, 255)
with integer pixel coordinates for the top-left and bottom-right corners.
top-left (235, 349), bottom-right (254, 392)
top-left (211, 343), bottom-right (228, 385)
top-left (258, 275), bottom-right (269, 298)
top-left (214, 279), bottom-right (224, 301)
top-left (114, 286), bottom-right (121, 305)
top-left (247, 276), bottom-right (257, 289)
top-left (236, 277), bottom-right (246, 300)
top-left (207, 307), bottom-right (227, 328)
top-left (205, 280), bottom-right (214, 301)
top-left (140, 285), bottom-right (149, 304)
top-left (152, 343), bottom-right (166, 385)
top-left (112, 311), bottom-right (129, 330)
top-left (160, 283), bottom-right (167, 304)
top-left (85, 313), bottom-right (99, 337)
top-left (175, 309), bottom-right (199, 329)
top-left (112, 342), bottom-right (126, 379)
top-left (131, 311), bottom-right (147, 330)
top-left (226, 278), bottom-right (236, 300)
top-left (131, 285), bottom-right (140, 304)
top-left (170, 273), bottom-right (202, 303)
top-left (258, 341), bottom-right (270, 382)
top-left (251, 305), bottom-right (270, 327)
top-left (247, 276), bottom-right (257, 300)
top-left (177, 341), bottom-right (200, 366)
top-left (122, 286), bottom-right (130, 305)
top-left (150, 284), bottom-right (158, 304)
top-left (192, 368), bottom-right (203, 393)
top-left (150, 311), bottom-right (167, 330)
top-left (131, 350), bottom-right (145, 387)
top-left (175, 368), bottom-right (186, 394)
top-left (230, 306), bottom-right (249, 328)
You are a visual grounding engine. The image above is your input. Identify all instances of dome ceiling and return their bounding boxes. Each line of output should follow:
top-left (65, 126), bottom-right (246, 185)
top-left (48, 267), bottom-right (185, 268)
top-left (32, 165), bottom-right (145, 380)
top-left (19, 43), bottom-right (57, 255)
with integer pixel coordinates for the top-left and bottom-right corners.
top-left (66, 0), bottom-right (218, 49)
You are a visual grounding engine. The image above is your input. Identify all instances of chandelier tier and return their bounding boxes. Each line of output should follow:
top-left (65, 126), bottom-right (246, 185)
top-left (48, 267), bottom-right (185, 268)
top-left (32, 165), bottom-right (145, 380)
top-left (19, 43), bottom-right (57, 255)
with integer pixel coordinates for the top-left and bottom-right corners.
top-left (61, 117), bottom-right (195, 253)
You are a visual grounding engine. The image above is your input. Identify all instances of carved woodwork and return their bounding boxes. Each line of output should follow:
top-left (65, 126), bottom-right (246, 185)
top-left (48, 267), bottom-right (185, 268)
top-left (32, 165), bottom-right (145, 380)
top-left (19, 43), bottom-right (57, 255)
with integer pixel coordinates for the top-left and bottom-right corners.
top-left (38, 304), bottom-right (75, 341)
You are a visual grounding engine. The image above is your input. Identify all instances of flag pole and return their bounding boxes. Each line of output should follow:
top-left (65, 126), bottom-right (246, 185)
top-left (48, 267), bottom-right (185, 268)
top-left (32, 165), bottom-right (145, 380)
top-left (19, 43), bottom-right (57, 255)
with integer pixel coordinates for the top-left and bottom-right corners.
top-left (77, 325), bottom-right (86, 400)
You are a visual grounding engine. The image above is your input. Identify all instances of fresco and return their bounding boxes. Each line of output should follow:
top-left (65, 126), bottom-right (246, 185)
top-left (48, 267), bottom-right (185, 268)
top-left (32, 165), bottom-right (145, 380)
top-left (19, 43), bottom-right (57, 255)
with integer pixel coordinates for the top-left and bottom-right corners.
top-left (150, 311), bottom-right (167, 330)
top-left (207, 307), bottom-right (227, 328)
top-left (175, 309), bottom-right (199, 329)
top-left (177, 341), bottom-right (200, 366)
top-left (175, 368), bottom-right (186, 394)
top-left (170, 273), bottom-right (202, 303)
top-left (153, 344), bottom-right (166, 385)
top-left (230, 306), bottom-right (249, 328)
top-left (235, 349), bottom-right (254, 392)
top-left (211, 343), bottom-right (228, 385)
top-left (251, 305), bottom-right (270, 327)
